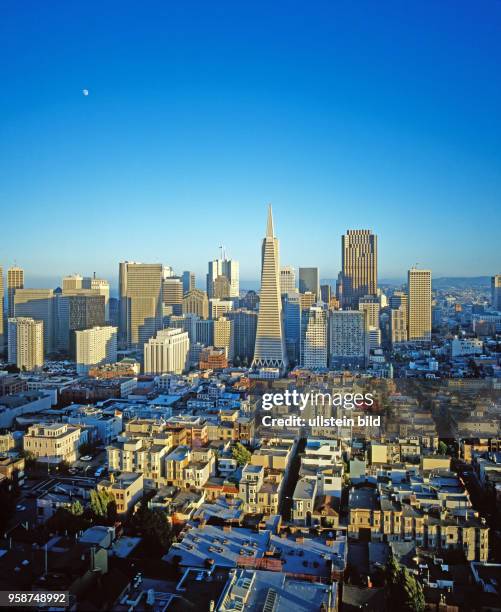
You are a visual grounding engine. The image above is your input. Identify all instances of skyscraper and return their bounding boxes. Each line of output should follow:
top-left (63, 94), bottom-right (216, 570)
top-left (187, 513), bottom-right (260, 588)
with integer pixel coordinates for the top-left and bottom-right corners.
top-left (62, 274), bottom-right (83, 291)
top-left (162, 276), bottom-right (183, 315)
top-left (358, 295), bottom-right (380, 330)
top-left (8, 317), bottom-right (44, 370)
top-left (214, 316), bottom-right (234, 360)
top-left (389, 291), bottom-right (408, 345)
top-left (182, 271), bottom-right (196, 294)
top-left (252, 206), bottom-right (288, 372)
top-left (407, 268), bottom-right (432, 342)
top-left (183, 289), bottom-right (209, 319)
top-left (301, 306), bottom-right (328, 369)
top-left (329, 310), bottom-right (367, 369)
top-left (7, 266), bottom-right (24, 318)
top-left (82, 276), bottom-right (110, 321)
top-left (119, 262), bottom-right (163, 350)
top-left (299, 267), bottom-right (320, 300)
top-left (491, 275), bottom-right (501, 311)
top-left (282, 291), bottom-right (301, 365)
top-left (341, 230), bottom-right (377, 309)
top-left (207, 254), bottom-right (239, 298)
top-left (226, 309), bottom-right (258, 365)
top-left (280, 266), bottom-right (296, 294)
top-left (75, 325), bottom-right (117, 375)
top-left (14, 288), bottom-right (55, 354)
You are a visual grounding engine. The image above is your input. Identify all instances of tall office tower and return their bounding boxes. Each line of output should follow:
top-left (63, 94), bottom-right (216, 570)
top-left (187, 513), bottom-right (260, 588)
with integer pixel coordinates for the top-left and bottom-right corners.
top-left (241, 290), bottom-right (259, 311)
top-left (213, 275), bottom-right (231, 299)
top-left (207, 255), bottom-right (239, 298)
top-left (62, 274), bottom-right (83, 291)
top-left (214, 316), bottom-right (234, 360)
top-left (282, 291), bottom-right (301, 365)
top-left (162, 276), bottom-right (183, 315)
top-left (0, 266), bottom-right (3, 353)
top-left (280, 266), bottom-right (296, 294)
top-left (82, 276), bottom-right (110, 321)
top-left (183, 289), bottom-right (209, 319)
top-left (61, 291), bottom-right (106, 356)
top-left (320, 284), bottom-right (331, 305)
top-left (390, 305), bottom-right (408, 345)
top-left (358, 295), bottom-right (380, 330)
top-left (7, 266), bottom-right (24, 318)
top-left (252, 206), bottom-right (288, 372)
top-left (195, 318), bottom-right (214, 346)
top-left (329, 310), bottom-right (367, 369)
top-left (341, 230), bottom-right (377, 308)
top-left (8, 317), bottom-right (44, 370)
top-left (119, 262), bottom-right (163, 350)
top-left (14, 288), bottom-right (54, 354)
top-left (407, 268), bottom-right (432, 342)
top-left (182, 271), bottom-right (195, 294)
top-left (144, 328), bottom-right (189, 375)
top-left (301, 306), bottom-right (328, 368)
top-left (226, 309), bottom-right (258, 364)
top-left (299, 291), bottom-right (316, 311)
top-left (335, 272), bottom-right (343, 304)
top-left (298, 267), bottom-right (320, 300)
top-left (491, 275), bottom-right (501, 311)
top-left (209, 298), bottom-right (233, 319)
top-left (368, 327), bottom-right (381, 350)
top-left (75, 325), bottom-right (117, 375)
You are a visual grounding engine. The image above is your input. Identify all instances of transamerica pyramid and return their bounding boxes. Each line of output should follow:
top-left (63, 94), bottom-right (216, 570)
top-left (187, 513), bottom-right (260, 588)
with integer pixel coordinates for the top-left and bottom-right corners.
top-left (252, 205), bottom-right (288, 373)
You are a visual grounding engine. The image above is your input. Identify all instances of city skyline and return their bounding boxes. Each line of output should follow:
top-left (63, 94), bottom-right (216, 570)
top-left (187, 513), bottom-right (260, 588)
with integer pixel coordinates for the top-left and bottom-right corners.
top-left (2, 2), bottom-right (501, 281)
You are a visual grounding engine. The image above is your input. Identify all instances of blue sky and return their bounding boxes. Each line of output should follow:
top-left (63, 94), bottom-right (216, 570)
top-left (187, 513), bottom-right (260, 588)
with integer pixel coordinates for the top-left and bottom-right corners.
top-left (1, 0), bottom-right (500, 288)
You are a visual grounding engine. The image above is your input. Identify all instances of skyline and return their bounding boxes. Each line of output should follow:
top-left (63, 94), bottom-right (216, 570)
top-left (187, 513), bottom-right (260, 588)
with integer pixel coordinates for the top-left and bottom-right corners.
top-left (2, 1), bottom-right (501, 281)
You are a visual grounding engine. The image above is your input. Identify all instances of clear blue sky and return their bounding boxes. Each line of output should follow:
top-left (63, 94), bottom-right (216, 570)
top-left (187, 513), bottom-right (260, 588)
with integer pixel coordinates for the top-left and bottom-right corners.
top-left (1, 0), bottom-right (500, 289)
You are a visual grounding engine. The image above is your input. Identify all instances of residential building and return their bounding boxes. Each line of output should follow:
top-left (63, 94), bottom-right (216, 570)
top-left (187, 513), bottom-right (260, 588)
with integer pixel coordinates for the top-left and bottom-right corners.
top-left (8, 317), bottom-right (44, 370)
top-left (301, 306), bottom-right (328, 368)
top-left (14, 288), bottom-right (55, 354)
top-left (97, 472), bottom-right (144, 515)
top-left (75, 325), bottom-right (118, 375)
top-left (144, 328), bottom-right (189, 375)
top-left (23, 423), bottom-right (82, 463)
top-left (329, 310), bottom-right (367, 368)
top-left (7, 266), bottom-right (24, 318)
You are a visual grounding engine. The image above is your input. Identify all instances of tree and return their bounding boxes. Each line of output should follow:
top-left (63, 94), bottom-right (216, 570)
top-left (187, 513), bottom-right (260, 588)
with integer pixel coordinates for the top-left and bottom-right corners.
top-left (130, 504), bottom-right (173, 553)
top-left (385, 555), bottom-right (425, 612)
top-left (90, 489), bottom-right (117, 523)
top-left (438, 441), bottom-right (448, 456)
top-left (46, 501), bottom-right (88, 535)
top-left (232, 442), bottom-right (251, 466)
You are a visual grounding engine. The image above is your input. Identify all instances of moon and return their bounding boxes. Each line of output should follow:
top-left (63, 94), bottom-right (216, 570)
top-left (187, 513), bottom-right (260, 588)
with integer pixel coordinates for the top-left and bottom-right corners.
top-left (82, 89), bottom-right (89, 96)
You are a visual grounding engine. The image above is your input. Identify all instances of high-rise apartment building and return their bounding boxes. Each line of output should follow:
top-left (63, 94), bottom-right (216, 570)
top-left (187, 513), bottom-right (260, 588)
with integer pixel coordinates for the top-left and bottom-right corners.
top-left (407, 268), bottom-right (432, 342)
top-left (119, 262), bottom-right (163, 350)
top-left (75, 325), bottom-right (118, 375)
top-left (7, 266), bottom-right (24, 318)
top-left (491, 275), bottom-right (501, 311)
top-left (207, 256), bottom-right (239, 298)
top-left (183, 289), bottom-right (209, 319)
top-left (182, 271), bottom-right (196, 294)
top-left (144, 328), bottom-right (189, 375)
top-left (341, 230), bottom-right (377, 309)
top-left (301, 306), bottom-right (328, 368)
top-left (280, 266), bottom-right (296, 294)
top-left (299, 267), bottom-right (320, 300)
top-left (14, 288), bottom-right (55, 354)
top-left (8, 317), bottom-right (44, 370)
top-left (252, 206), bottom-right (288, 372)
top-left (329, 310), bottom-right (367, 368)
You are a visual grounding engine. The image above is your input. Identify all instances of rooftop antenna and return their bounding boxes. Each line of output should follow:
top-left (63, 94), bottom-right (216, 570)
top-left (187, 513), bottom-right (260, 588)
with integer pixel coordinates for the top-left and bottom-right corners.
top-left (219, 245), bottom-right (226, 260)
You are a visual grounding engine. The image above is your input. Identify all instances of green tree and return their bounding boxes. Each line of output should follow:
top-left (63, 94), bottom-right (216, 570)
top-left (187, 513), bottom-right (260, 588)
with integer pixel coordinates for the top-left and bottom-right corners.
top-left (438, 441), bottom-right (448, 455)
top-left (232, 442), bottom-right (251, 466)
top-left (130, 504), bottom-right (172, 553)
top-left (90, 489), bottom-right (117, 523)
top-left (385, 556), bottom-right (425, 612)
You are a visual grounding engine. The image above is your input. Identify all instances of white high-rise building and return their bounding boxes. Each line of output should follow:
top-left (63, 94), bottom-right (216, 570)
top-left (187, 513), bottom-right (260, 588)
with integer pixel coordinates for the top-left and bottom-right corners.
top-left (280, 266), bottom-right (296, 294)
top-left (8, 317), bottom-right (44, 370)
top-left (407, 268), bottom-right (432, 342)
top-left (252, 206), bottom-right (288, 373)
top-left (207, 254), bottom-right (239, 298)
top-left (75, 326), bottom-right (118, 375)
top-left (14, 288), bottom-right (55, 354)
top-left (329, 310), bottom-right (367, 368)
top-left (144, 328), bottom-right (189, 375)
top-left (301, 306), bottom-right (327, 368)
